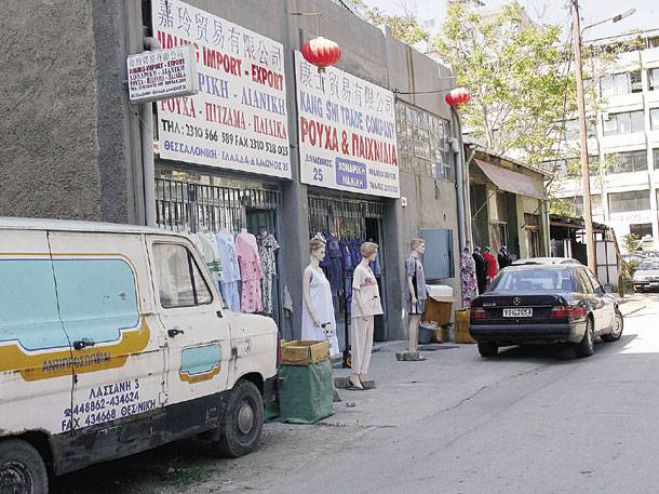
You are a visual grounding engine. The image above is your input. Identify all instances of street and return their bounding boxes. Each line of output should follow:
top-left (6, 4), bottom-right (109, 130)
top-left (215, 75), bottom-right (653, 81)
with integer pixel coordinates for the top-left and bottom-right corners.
top-left (53, 294), bottom-right (658, 494)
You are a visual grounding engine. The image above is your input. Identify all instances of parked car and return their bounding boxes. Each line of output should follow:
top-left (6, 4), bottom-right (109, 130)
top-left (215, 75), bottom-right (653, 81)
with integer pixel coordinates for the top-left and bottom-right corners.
top-left (0, 218), bottom-right (278, 494)
top-left (633, 258), bottom-right (659, 292)
top-left (512, 257), bottom-right (581, 266)
top-left (470, 264), bottom-right (623, 358)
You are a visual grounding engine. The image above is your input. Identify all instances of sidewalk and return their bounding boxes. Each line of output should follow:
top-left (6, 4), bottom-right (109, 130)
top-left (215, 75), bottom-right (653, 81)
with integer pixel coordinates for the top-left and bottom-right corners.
top-left (618, 293), bottom-right (650, 317)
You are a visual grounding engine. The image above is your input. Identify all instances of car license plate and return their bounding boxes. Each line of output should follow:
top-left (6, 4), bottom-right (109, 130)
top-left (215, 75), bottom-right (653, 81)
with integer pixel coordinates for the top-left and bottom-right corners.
top-left (503, 308), bottom-right (533, 318)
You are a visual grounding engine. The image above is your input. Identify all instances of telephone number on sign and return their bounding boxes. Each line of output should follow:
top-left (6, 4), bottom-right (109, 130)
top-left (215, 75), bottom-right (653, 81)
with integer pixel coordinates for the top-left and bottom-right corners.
top-left (221, 132), bottom-right (289, 157)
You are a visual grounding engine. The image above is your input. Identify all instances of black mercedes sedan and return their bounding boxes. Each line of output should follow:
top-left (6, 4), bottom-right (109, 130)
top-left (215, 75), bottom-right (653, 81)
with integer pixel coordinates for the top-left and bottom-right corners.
top-left (469, 264), bottom-right (624, 358)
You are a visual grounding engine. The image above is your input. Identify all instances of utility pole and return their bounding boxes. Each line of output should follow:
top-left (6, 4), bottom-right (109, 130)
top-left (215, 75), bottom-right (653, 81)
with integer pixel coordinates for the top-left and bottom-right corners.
top-left (571, 0), bottom-right (596, 273)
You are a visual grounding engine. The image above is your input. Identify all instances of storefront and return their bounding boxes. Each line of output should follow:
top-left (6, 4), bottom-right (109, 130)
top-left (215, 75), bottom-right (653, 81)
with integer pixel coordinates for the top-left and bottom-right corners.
top-left (148, 0), bottom-right (291, 333)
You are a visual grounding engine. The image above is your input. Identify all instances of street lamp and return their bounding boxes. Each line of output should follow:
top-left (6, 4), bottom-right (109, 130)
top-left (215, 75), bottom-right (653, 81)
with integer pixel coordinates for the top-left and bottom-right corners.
top-left (570, 1), bottom-right (635, 273)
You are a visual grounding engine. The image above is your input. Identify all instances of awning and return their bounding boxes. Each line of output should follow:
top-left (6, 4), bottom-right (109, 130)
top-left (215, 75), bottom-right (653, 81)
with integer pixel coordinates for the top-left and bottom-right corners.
top-left (473, 159), bottom-right (547, 200)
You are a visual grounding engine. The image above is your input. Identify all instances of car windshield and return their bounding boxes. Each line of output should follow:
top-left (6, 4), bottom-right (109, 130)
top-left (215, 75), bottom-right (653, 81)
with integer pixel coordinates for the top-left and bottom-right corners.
top-left (490, 268), bottom-right (575, 293)
top-left (639, 259), bottom-right (659, 270)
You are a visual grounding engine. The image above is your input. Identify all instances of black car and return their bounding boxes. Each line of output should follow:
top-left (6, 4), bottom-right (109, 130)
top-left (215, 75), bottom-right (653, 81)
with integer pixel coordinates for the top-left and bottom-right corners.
top-left (469, 264), bottom-right (623, 358)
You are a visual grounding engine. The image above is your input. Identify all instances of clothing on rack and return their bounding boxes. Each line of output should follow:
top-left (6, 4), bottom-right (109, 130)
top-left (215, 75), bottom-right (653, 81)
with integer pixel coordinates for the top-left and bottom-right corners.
top-left (257, 232), bottom-right (280, 314)
top-left (216, 231), bottom-right (242, 312)
top-left (325, 234), bottom-right (343, 295)
top-left (235, 231), bottom-right (264, 313)
top-left (197, 231), bottom-right (222, 282)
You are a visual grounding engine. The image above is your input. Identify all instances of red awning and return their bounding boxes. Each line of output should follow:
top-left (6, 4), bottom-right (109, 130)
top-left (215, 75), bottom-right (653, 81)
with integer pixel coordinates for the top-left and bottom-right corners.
top-left (474, 159), bottom-right (547, 200)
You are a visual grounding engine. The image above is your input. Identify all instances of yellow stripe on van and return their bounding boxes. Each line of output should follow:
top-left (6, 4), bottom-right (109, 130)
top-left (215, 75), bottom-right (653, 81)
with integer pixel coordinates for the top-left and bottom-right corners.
top-left (0, 318), bottom-right (151, 381)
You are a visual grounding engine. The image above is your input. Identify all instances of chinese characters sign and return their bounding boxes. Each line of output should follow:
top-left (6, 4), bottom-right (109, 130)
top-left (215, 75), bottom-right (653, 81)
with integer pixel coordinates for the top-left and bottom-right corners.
top-left (127, 46), bottom-right (198, 103)
top-left (295, 52), bottom-right (400, 198)
top-left (152, 0), bottom-right (291, 179)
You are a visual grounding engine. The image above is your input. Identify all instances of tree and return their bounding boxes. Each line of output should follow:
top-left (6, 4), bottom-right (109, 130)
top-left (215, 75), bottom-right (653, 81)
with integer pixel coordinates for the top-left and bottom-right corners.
top-left (434, 2), bottom-right (576, 165)
top-left (352, 1), bottom-right (432, 48)
top-left (623, 233), bottom-right (641, 253)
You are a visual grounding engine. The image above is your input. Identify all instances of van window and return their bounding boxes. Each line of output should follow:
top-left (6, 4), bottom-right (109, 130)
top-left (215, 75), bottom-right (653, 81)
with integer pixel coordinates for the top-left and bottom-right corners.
top-left (154, 243), bottom-right (212, 308)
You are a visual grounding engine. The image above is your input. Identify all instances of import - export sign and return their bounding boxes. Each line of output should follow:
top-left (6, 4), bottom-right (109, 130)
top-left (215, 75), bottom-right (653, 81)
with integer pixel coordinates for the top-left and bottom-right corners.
top-left (295, 52), bottom-right (400, 198)
top-left (152, 0), bottom-right (291, 179)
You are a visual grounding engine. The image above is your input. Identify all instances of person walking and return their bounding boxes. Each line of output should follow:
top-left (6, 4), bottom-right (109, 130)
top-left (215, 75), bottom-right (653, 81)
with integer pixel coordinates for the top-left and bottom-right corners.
top-left (498, 246), bottom-right (513, 270)
top-left (472, 247), bottom-right (487, 294)
top-left (483, 246), bottom-right (498, 288)
top-left (349, 242), bottom-right (383, 390)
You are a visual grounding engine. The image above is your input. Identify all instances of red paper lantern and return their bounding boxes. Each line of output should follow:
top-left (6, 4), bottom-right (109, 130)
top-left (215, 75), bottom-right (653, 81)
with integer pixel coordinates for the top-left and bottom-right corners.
top-left (445, 87), bottom-right (471, 107)
top-left (301, 36), bottom-right (342, 72)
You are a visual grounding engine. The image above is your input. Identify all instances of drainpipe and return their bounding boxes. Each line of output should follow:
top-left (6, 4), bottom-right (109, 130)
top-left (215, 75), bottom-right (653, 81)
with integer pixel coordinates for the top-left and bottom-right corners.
top-left (141, 35), bottom-right (161, 227)
top-left (449, 108), bottom-right (467, 250)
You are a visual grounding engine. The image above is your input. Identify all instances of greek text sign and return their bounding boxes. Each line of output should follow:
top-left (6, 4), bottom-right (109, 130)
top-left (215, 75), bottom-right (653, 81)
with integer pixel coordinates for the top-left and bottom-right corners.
top-left (152, 0), bottom-right (291, 178)
top-left (295, 52), bottom-right (400, 198)
top-left (127, 46), bottom-right (198, 103)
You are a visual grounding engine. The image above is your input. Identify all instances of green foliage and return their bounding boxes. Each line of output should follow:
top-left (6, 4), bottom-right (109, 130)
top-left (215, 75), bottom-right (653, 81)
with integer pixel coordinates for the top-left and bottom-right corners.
top-left (434, 2), bottom-right (576, 164)
top-left (549, 197), bottom-right (577, 217)
top-left (623, 233), bottom-right (641, 253)
top-left (352, 0), bottom-right (431, 46)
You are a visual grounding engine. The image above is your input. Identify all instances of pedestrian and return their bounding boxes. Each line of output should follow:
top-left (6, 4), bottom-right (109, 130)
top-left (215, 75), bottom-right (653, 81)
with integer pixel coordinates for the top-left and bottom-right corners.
top-left (349, 242), bottom-right (383, 390)
top-left (483, 246), bottom-right (498, 288)
top-left (473, 246), bottom-right (487, 294)
top-left (498, 245), bottom-right (513, 270)
top-left (460, 247), bottom-right (478, 307)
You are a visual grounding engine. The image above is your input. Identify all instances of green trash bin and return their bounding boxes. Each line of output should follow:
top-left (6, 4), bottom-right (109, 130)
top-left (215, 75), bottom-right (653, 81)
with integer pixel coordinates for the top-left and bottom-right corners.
top-left (279, 360), bottom-right (334, 424)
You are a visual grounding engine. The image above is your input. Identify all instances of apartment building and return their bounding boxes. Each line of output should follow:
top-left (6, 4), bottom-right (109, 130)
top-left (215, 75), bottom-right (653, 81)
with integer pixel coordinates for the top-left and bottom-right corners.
top-left (550, 29), bottom-right (659, 252)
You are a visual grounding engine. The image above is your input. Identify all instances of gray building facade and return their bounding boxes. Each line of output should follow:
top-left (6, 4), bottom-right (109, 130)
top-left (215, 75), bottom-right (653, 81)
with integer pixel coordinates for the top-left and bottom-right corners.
top-left (0, 0), bottom-right (463, 343)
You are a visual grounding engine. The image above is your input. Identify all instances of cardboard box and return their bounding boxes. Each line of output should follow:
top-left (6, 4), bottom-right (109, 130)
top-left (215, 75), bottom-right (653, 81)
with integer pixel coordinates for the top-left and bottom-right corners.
top-left (281, 340), bottom-right (330, 366)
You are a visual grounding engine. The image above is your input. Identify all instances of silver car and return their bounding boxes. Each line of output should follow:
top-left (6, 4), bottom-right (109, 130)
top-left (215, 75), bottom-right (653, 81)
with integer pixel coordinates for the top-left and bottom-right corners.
top-left (633, 258), bottom-right (659, 292)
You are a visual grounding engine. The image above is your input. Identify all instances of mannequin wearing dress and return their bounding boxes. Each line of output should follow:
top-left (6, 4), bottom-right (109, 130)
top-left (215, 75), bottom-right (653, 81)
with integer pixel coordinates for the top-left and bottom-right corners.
top-left (301, 238), bottom-right (340, 357)
top-left (406, 239), bottom-right (427, 357)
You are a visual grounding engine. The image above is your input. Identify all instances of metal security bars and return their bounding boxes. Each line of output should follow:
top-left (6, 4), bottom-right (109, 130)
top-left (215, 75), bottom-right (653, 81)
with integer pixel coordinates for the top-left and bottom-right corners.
top-left (308, 195), bottom-right (385, 239)
top-left (156, 178), bottom-right (281, 233)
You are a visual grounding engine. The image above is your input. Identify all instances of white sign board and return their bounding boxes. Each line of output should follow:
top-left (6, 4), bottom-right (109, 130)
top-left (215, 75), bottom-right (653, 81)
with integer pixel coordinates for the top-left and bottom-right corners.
top-left (295, 52), bottom-right (400, 198)
top-left (151, 0), bottom-right (292, 179)
top-left (127, 46), bottom-right (198, 103)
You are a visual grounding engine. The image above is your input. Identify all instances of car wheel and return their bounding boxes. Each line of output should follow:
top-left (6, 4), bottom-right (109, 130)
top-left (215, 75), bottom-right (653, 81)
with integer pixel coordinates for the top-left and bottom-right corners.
top-left (477, 341), bottom-right (498, 358)
top-left (574, 317), bottom-right (594, 358)
top-left (602, 311), bottom-right (624, 342)
top-left (0, 440), bottom-right (48, 494)
top-left (214, 380), bottom-right (264, 458)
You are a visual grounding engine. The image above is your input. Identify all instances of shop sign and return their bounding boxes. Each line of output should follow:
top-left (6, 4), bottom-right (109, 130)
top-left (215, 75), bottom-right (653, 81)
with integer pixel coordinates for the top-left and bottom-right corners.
top-left (294, 52), bottom-right (400, 198)
top-left (151, 0), bottom-right (292, 179)
top-left (127, 46), bottom-right (198, 103)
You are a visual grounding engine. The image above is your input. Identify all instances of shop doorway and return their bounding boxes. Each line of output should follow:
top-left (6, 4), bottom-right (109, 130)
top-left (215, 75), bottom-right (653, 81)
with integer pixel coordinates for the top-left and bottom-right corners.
top-left (308, 195), bottom-right (388, 352)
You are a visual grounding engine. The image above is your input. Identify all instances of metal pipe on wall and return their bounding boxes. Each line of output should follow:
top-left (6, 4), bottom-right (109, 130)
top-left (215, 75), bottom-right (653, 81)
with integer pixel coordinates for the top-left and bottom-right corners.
top-left (141, 35), bottom-right (161, 227)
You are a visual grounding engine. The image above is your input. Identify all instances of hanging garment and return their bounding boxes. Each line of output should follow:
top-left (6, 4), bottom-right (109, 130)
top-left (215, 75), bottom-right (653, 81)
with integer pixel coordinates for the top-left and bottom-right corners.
top-left (216, 231), bottom-right (242, 311)
top-left (460, 251), bottom-right (478, 308)
top-left (301, 266), bottom-right (340, 357)
top-left (405, 253), bottom-right (427, 315)
top-left (257, 233), bottom-right (280, 314)
top-left (198, 231), bottom-right (222, 283)
top-left (325, 234), bottom-right (343, 295)
top-left (235, 231), bottom-right (264, 313)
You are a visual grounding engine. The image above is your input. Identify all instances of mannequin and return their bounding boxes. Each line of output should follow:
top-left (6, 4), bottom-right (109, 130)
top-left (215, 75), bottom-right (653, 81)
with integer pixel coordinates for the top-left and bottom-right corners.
top-left (350, 242), bottom-right (383, 390)
top-left (405, 238), bottom-right (427, 358)
top-left (301, 238), bottom-right (340, 357)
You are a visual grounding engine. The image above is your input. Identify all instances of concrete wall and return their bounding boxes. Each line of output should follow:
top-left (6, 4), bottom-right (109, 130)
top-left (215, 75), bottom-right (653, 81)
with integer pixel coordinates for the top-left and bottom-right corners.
top-left (0, 0), bottom-right (143, 223)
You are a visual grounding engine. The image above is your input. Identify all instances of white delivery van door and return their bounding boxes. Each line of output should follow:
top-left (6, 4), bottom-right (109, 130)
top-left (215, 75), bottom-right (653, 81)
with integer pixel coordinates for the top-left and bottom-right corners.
top-left (0, 229), bottom-right (74, 435)
top-left (47, 231), bottom-right (165, 434)
top-left (148, 237), bottom-right (230, 414)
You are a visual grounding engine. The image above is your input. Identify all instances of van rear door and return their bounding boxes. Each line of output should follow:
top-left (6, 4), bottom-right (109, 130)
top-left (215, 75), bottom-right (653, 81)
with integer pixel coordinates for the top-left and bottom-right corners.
top-left (148, 236), bottom-right (230, 434)
top-left (0, 230), bottom-right (73, 436)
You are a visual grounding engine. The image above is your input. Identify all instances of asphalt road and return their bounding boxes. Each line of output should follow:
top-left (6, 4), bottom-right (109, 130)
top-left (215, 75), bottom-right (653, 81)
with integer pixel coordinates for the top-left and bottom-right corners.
top-left (55, 294), bottom-right (659, 494)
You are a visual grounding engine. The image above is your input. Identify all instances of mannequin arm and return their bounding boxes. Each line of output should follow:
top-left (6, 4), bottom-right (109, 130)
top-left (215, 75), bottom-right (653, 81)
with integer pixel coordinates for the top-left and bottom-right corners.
top-left (407, 275), bottom-right (417, 304)
top-left (353, 287), bottom-right (367, 316)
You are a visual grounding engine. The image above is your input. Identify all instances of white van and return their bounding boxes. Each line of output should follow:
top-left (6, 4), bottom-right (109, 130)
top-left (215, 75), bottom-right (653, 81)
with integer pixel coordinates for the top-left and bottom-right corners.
top-left (0, 218), bottom-right (278, 493)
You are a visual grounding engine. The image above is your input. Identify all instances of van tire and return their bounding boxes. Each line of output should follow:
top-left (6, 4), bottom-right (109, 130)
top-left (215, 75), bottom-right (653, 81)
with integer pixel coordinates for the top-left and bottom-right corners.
top-left (215, 380), bottom-right (264, 458)
top-left (0, 439), bottom-right (48, 494)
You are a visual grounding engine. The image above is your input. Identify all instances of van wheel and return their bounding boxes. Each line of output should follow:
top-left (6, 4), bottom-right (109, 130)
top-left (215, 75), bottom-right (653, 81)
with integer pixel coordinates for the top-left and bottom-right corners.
top-left (215, 380), bottom-right (264, 458)
top-left (0, 440), bottom-right (48, 494)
